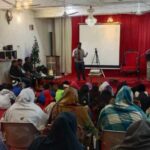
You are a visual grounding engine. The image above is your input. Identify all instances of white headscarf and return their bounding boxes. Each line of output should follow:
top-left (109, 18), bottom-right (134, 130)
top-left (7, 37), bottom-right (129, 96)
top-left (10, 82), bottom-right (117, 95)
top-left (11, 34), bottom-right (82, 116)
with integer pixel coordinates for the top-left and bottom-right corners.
top-left (16, 88), bottom-right (35, 103)
top-left (99, 81), bottom-right (114, 96)
top-left (0, 89), bottom-right (16, 109)
top-left (2, 88), bottom-right (48, 130)
top-left (99, 81), bottom-right (110, 92)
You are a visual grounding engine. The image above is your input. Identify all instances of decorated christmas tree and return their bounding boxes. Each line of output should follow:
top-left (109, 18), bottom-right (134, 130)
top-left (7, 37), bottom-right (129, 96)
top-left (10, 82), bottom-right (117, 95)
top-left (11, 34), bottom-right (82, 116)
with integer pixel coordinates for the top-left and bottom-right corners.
top-left (31, 37), bottom-right (40, 68)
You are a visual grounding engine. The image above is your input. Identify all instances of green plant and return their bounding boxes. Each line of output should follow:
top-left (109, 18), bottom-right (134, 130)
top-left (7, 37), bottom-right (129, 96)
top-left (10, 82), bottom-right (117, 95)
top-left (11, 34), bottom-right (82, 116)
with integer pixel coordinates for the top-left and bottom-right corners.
top-left (31, 37), bottom-right (40, 68)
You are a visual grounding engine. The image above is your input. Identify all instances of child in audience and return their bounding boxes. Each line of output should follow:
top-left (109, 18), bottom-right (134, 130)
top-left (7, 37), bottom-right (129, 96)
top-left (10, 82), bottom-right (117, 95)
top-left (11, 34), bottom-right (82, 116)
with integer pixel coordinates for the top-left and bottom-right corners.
top-left (11, 80), bottom-right (22, 96)
top-left (37, 83), bottom-right (53, 109)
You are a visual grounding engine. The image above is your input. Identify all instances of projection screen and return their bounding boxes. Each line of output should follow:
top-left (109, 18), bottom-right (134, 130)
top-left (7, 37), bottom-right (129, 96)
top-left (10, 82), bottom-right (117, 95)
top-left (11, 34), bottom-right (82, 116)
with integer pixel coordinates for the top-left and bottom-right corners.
top-left (79, 24), bottom-right (120, 68)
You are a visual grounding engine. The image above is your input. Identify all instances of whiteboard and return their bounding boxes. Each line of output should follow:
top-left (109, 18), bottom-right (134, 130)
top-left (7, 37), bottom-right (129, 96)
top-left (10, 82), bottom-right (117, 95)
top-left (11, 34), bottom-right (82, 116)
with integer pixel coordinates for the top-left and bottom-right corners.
top-left (79, 24), bottom-right (120, 68)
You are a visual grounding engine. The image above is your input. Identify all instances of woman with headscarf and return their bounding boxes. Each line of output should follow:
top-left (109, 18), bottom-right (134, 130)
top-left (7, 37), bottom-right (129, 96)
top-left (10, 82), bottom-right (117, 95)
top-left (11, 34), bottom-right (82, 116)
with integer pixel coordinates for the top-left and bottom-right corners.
top-left (98, 86), bottom-right (146, 131)
top-left (29, 112), bottom-right (83, 150)
top-left (2, 88), bottom-right (48, 130)
top-left (48, 87), bottom-right (97, 136)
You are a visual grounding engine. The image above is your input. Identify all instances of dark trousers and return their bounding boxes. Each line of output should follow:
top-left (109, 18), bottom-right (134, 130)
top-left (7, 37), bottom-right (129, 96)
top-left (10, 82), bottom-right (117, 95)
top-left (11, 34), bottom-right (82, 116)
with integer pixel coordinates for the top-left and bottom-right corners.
top-left (75, 62), bottom-right (86, 80)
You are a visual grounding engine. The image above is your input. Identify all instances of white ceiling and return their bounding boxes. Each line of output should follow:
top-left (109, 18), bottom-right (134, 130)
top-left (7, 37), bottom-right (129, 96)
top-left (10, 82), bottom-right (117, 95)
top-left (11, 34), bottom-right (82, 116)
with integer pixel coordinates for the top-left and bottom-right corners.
top-left (0, 0), bottom-right (150, 17)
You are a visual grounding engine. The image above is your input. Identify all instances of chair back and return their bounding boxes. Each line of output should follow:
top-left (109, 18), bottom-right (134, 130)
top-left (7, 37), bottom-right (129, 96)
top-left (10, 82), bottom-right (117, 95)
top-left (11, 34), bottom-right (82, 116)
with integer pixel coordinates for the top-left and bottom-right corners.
top-left (124, 51), bottom-right (139, 67)
top-left (121, 50), bottom-right (139, 73)
top-left (101, 130), bottom-right (126, 150)
top-left (1, 122), bottom-right (40, 150)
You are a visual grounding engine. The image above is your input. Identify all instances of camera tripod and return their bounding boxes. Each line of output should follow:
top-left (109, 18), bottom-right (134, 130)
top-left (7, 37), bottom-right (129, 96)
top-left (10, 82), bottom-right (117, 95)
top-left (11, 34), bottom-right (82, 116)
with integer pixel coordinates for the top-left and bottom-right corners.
top-left (90, 48), bottom-right (105, 78)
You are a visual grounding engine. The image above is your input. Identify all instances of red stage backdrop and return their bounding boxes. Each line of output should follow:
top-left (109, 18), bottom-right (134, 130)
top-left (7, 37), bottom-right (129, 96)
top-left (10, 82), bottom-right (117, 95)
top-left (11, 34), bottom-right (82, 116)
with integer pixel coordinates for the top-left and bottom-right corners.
top-left (71, 14), bottom-right (150, 75)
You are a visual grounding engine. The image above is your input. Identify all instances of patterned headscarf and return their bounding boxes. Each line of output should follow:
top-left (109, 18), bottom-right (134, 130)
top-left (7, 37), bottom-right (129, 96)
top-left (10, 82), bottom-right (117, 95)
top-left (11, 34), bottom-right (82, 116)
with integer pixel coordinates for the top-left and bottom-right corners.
top-left (115, 86), bottom-right (133, 105)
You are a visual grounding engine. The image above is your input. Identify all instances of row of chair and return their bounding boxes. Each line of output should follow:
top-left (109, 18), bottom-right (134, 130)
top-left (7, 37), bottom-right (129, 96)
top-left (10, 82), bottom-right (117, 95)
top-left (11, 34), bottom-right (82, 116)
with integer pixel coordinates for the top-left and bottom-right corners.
top-left (0, 122), bottom-right (126, 150)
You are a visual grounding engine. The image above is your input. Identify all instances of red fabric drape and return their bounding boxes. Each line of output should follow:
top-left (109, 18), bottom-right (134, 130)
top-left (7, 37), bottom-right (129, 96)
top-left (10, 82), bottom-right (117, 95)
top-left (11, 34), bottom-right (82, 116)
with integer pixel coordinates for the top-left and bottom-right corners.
top-left (71, 13), bottom-right (150, 74)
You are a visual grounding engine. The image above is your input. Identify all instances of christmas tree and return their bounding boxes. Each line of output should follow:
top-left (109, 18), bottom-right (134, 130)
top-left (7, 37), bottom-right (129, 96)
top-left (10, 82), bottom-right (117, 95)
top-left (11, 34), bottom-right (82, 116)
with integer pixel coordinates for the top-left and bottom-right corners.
top-left (31, 37), bottom-right (40, 68)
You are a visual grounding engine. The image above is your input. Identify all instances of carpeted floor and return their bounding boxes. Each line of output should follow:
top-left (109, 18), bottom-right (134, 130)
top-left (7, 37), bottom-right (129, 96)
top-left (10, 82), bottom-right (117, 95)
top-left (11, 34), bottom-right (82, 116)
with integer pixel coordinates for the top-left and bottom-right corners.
top-left (53, 73), bottom-right (150, 93)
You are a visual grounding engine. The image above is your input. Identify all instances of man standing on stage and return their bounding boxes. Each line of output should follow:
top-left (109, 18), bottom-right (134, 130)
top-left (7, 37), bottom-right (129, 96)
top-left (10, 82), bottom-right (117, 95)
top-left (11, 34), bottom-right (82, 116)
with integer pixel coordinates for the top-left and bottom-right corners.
top-left (72, 42), bottom-right (88, 80)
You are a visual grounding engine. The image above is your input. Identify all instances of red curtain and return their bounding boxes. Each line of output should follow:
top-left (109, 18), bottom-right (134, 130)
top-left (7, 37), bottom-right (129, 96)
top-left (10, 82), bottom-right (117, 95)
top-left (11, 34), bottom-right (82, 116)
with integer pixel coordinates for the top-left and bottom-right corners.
top-left (71, 13), bottom-right (150, 74)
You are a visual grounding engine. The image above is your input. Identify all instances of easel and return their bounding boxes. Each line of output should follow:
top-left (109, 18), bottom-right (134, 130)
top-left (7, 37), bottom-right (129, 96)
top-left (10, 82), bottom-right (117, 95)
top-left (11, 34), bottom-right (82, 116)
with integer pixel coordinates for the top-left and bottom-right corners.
top-left (88, 48), bottom-right (105, 82)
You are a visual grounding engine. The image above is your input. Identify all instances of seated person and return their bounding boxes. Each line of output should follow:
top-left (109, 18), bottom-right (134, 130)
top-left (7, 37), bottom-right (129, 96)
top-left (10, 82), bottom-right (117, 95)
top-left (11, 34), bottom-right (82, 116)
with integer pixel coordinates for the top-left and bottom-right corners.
top-left (0, 83), bottom-right (16, 109)
top-left (37, 83), bottom-right (53, 109)
top-left (78, 84), bottom-right (90, 106)
top-left (23, 57), bottom-right (41, 80)
top-left (11, 80), bottom-right (22, 96)
top-left (99, 81), bottom-right (114, 96)
top-left (48, 87), bottom-right (97, 137)
top-left (23, 57), bottom-right (33, 73)
top-left (113, 120), bottom-right (150, 150)
top-left (9, 60), bottom-right (31, 86)
top-left (17, 59), bottom-right (26, 74)
top-left (29, 112), bottom-right (83, 150)
top-left (55, 84), bottom-right (64, 102)
top-left (98, 86), bottom-right (146, 132)
top-left (2, 87), bottom-right (48, 130)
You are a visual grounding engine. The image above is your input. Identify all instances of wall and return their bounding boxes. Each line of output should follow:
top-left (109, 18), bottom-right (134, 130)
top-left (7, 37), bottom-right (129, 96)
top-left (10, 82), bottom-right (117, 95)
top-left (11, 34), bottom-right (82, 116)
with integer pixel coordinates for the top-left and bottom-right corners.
top-left (0, 10), bottom-right (51, 65)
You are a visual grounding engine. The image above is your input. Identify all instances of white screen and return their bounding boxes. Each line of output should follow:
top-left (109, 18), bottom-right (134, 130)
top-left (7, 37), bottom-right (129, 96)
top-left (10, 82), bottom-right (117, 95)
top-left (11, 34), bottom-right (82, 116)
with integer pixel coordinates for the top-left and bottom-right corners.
top-left (79, 24), bottom-right (120, 68)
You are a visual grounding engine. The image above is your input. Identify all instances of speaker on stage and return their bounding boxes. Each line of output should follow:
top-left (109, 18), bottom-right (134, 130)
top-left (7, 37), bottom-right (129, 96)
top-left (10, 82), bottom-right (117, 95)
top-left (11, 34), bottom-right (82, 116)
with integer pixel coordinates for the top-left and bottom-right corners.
top-left (145, 50), bottom-right (150, 80)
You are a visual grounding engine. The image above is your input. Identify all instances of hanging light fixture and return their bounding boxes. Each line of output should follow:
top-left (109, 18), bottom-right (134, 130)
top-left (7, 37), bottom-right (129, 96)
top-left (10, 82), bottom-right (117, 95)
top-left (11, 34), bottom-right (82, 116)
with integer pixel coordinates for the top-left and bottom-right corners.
top-left (16, 0), bottom-right (32, 10)
top-left (85, 6), bottom-right (97, 27)
top-left (107, 17), bottom-right (113, 23)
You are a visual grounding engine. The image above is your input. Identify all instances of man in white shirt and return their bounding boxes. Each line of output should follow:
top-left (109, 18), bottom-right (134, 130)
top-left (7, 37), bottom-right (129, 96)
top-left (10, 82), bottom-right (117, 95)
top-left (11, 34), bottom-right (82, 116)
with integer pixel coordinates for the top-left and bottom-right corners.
top-left (72, 42), bottom-right (88, 80)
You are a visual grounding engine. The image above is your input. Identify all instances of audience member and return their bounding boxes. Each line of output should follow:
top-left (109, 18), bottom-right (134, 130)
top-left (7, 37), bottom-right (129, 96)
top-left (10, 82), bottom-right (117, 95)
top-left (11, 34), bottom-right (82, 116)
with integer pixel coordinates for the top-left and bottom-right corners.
top-left (113, 120), bottom-right (150, 150)
top-left (55, 84), bottom-right (64, 102)
top-left (37, 83), bottom-right (53, 109)
top-left (99, 81), bottom-right (114, 96)
top-left (62, 80), bottom-right (70, 89)
top-left (23, 57), bottom-right (33, 73)
top-left (0, 84), bottom-right (16, 109)
top-left (29, 112), bottom-right (83, 150)
top-left (17, 59), bottom-right (26, 74)
top-left (89, 85), bottom-right (101, 124)
top-left (9, 60), bottom-right (31, 86)
top-left (78, 84), bottom-right (90, 106)
top-left (11, 80), bottom-right (22, 96)
top-left (48, 87), bottom-right (97, 136)
top-left (2, 88), bottom-right (48, 130)
top-left (98, 86), bottom-right (146, 131)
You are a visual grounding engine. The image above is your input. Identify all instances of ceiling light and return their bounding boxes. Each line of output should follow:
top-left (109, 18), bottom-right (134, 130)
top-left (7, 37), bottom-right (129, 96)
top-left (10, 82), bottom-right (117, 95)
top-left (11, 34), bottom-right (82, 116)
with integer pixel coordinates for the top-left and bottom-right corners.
top-left (16, 1), bottom-right (22, 10)
top-left (85, 6), bottom-right (97, 27)
top-left (107, 17), bottom-right (113, 23)
top-left (23, 1), bottom-right (29, 9)
top-left (16, 0), bottom-right (32, 10)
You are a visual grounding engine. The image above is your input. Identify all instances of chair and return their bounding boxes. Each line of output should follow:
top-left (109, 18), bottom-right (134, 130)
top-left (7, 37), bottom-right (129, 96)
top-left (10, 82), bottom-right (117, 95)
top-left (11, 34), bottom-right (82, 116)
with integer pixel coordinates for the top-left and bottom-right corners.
top-left (121, 50), bottom-right (139, 75)
top-left (101, 130), bottom-right (126, 150)
top-left (1, 122), bottom-right (40, 150)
